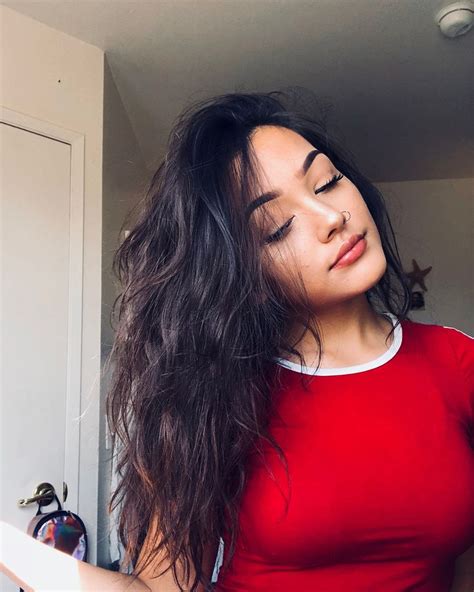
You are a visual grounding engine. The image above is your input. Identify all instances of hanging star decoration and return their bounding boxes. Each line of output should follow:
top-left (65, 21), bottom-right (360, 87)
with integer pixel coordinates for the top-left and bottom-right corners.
top-left (404, 258), bottom-right (432, 292)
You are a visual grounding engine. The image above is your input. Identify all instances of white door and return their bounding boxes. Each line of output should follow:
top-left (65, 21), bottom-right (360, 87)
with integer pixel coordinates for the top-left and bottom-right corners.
top-left (1, 121), bottom-right (83, 592)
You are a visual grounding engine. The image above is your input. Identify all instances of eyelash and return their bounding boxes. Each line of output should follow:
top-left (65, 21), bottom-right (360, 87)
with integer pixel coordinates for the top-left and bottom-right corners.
top-left (264, 173), bottom-right (344, 244)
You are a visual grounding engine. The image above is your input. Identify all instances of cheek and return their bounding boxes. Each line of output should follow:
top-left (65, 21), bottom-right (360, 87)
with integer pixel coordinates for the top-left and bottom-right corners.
top-left (359, 201), bottom-right (378, 232)
top-left (263, 243), bottom-right (320, 292)
top-left (297, 245), bottom-right (327, 274)
top-left (366, 220), bottom-right (383, 251)
top-left (266, 231), bottom-right (332, 279)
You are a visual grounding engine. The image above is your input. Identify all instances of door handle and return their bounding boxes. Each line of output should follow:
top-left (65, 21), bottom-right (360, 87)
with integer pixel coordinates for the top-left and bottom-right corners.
top-left (17, 481), bottom-right (56, 507)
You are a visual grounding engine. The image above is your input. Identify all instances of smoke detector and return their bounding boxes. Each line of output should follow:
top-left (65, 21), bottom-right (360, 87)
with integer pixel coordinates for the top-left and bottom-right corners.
top-left (435, 1), bottom-right (474, 37)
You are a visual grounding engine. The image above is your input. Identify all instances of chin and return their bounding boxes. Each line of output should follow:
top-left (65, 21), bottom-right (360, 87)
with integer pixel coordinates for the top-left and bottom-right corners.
top-left (344, 246), bottom-right (386, 287)
top-left (365, 252), bottom-right (387, 287)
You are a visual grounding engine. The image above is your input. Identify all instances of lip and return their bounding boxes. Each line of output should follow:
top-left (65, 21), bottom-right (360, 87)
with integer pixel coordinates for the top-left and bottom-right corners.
top-left (330, 232), bottom-right (367, 269)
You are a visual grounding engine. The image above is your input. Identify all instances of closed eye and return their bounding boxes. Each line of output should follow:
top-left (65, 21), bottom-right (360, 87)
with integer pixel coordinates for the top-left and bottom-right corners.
top-left (314, 173), bottom-right (344, 195)
top-left (264, 173), bottom-right (344, 244)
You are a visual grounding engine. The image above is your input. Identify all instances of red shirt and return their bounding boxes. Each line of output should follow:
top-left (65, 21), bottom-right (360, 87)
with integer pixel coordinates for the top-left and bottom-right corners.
top-left (214, 315), bottom-right (474, 591)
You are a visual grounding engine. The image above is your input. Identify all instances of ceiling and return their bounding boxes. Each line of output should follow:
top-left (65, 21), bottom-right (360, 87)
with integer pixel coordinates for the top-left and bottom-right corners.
top-left (3, 0), bottom-right (473, 181)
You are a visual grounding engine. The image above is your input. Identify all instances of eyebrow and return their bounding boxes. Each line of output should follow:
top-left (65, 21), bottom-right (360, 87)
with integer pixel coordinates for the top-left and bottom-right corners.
top-left (244, 148), bottom-right (322, 220)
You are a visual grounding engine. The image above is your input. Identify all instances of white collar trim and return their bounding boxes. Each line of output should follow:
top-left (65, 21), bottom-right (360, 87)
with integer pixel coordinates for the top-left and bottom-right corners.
top-left (273, 312), bottom-right (403, 376)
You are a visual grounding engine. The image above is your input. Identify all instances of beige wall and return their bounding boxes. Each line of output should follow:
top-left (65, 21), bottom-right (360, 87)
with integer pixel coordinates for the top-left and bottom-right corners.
top-left (101, 58), bottom-right (150, 354)
top-left (1, 5), bottom-right (104, 562)
top-left (376, 177), bottom-right (474, 335)
top-left (98, 56), bottom-right (150, 568)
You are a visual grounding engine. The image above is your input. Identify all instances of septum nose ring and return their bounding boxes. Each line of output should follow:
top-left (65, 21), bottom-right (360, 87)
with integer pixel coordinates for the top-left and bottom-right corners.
top-left (341, 210), bottom-right (351, 224)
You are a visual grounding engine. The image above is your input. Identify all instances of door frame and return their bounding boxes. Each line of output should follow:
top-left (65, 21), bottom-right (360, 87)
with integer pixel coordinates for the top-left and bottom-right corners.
top-left (1, 106), bottom-right (91, 535)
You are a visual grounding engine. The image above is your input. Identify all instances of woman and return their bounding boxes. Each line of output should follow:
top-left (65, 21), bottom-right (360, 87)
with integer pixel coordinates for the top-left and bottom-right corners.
top-left (1, 90), bottom-right (473, 592)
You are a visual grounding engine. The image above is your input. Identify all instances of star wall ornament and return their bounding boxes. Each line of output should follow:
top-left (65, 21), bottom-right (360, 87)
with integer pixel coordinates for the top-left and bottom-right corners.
top-left (404, 258), bottom-right (432, 292)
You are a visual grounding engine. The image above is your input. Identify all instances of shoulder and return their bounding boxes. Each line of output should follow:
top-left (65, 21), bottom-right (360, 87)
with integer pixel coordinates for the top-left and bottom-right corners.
top-left (439, 323), bottom-right (474, 346)
top-left (406, 319), bottom-right (474, 387)
top-left (439, 323), bottom-right (474, 380)
top-left (402, 317), bottom-right (473, 347)
top-left (424, 325), bottom-right (474, 391)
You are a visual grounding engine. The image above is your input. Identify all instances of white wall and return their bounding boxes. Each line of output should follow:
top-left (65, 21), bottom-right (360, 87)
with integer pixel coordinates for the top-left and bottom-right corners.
top-left (376, 177), bottom-right (474, 335)
top-left (1, 5), bottom-right (104, 562)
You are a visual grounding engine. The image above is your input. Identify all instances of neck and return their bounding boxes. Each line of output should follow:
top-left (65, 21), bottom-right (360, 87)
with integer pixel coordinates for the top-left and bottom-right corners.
top-left (283, 295), bottom-right (394, 369)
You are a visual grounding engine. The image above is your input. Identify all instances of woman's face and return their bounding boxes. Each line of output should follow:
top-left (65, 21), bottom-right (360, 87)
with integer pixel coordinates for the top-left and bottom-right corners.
top-left (247, 125), bottom-right (387, 311)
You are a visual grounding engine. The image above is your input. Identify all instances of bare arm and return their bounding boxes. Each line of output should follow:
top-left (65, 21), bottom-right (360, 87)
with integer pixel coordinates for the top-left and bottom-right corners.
top-left (0, 520), bottom-right (150, 591)
top-left (1, 518), bottom-right (219, 592)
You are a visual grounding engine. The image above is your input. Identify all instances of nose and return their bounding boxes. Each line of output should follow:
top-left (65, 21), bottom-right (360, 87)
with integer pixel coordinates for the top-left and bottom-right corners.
top-left (314, 204), bottom-right (347, 243)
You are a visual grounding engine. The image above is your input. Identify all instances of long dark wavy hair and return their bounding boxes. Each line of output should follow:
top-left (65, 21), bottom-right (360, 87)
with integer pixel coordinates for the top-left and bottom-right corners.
top-left (104, 88), bottom-right (412, 591)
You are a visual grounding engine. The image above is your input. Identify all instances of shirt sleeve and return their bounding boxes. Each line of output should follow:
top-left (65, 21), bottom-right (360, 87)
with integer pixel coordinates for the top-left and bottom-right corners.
top-left (442, 324), bottom-right (474, 430)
